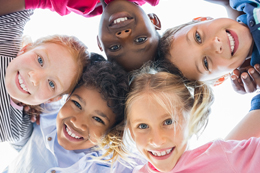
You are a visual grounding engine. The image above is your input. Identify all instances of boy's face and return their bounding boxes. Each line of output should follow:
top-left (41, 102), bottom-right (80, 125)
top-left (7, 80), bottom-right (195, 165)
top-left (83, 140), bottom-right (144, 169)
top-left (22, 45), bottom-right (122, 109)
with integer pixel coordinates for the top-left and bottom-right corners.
top-left (129, 96), bottom-right (188, 172)
top-left (98, 0), bottom-right (160, 71)
top-left (168, 18), bottom-right (253, 81)
top-left (56, 86), bottom-right (116, 151)
top-left (5, 43), bottom-right (77, 105)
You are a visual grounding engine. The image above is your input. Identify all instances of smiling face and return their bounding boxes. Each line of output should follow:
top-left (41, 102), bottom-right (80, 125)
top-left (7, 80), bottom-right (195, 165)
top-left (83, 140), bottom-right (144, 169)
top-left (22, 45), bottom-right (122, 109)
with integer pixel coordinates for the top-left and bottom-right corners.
top-left (128, 96), bottom-right (189, 172)
top-left (5, 43), bottom-right (78, 105)
top-left (168, 18), bottom-right (253, 81)
top-left (98, 0), bottom-right (160, 71)
top-left (56, 86), bottom-right (116, 150)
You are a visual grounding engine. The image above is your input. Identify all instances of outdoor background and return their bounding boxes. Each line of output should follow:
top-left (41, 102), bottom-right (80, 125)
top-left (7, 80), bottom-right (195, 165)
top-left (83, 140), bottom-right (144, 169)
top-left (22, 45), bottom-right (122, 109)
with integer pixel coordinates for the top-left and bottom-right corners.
top-left (0, 0), bottom-right (256, 171)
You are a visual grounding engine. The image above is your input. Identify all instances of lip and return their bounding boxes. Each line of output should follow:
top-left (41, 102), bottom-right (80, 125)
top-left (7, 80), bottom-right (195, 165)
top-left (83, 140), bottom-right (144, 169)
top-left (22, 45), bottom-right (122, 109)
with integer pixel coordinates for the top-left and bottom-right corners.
top-left (16, 72), bottom-right (30, 94)
top-left (63, 124), bottom-right (85, 142)
top-left (108, 12), bottom-right (134, 29)
top-left (227, 29), bottom-right (239, 56)
top-left (148, 147), bottom-right (175, 160)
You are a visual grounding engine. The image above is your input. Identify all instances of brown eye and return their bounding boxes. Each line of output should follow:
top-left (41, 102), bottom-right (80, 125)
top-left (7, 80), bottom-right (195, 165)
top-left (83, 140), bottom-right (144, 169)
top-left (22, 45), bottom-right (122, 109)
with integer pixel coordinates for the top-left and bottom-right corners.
top-left (109, 45), bottom-right (121, 51)
top-left (135, 37), bottom-right (147, 43)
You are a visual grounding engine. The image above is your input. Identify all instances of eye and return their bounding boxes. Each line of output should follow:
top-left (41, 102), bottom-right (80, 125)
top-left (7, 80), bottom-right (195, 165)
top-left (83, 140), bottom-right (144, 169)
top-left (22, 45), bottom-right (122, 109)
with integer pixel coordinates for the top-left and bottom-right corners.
top-left (48, 80), bottom-right (55, 89)
top-left (135, 37), bottom-right (147, 43)
top-left (138, 124), bottom-right (148, 129)
top-left (93, 116), bottom-right (105, 125)
top-left (203, 57), bottom-right (209, 71)
top-left (195, 31), bottom-right (202, 44)
top-left (164, 119), bottom-right (173, 125)
top-left (38, 56), bottom-right (44, 66)
top-left (72, 100), bottom-right (82, 110)
top-left (109, 45), bottom-right (121, 51)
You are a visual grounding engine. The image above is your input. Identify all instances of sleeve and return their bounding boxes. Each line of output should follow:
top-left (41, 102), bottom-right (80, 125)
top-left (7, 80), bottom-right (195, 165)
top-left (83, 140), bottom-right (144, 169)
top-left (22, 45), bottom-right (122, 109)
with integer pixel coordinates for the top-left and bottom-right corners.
top-left (250, 94), bottom-right (260, 111)
top-left (222, 137), bottom-right (260, 172)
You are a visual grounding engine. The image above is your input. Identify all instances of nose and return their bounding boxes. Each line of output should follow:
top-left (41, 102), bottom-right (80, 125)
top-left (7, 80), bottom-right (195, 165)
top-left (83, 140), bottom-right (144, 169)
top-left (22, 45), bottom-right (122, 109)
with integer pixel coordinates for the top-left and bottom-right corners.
top-left (212, 37), bottom-right (223, 54)
top-left (70, 116), bottom-right (88, 131)
top-left (149, 128), bottom-right (166, 147)
top-left (28, 71), bottom-right (44, 86)
top-left (115, 29), bottom-right (132, 38)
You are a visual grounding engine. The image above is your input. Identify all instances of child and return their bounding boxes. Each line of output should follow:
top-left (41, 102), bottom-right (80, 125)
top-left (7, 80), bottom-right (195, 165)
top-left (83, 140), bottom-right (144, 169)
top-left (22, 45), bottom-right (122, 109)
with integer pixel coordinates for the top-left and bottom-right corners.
top-left (0, 10), bottom-right (89, 149)
top-left (159, 0), bottom-right (260, 90)
top-left (2, 0), bottom-right (162, 71)
top-left (121, 61), bottom-right (260, 173)
top-left (5, 59), bottom-right (134, 172)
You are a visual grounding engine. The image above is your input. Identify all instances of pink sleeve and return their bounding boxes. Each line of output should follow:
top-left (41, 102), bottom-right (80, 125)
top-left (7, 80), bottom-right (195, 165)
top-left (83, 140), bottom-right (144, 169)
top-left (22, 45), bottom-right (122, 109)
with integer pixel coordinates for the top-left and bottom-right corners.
top-left (25, 0), bottom-right (100, 17)
top-left (221, 137), bottom-right (260, 172)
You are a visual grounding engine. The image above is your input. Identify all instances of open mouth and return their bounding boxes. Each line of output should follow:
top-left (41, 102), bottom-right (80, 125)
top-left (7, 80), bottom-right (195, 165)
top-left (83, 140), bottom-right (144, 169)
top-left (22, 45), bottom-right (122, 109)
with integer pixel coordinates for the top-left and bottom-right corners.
top-left (16, 72), bottom-right (30, 94)
top-left (226, 30), bottom-right (239, 56)
top-left (108, 12), bottom-right (134, 28)
top-left (64, 124), bottom-right (84, 141)
top-left (148, 147), bottom-right (175, 160)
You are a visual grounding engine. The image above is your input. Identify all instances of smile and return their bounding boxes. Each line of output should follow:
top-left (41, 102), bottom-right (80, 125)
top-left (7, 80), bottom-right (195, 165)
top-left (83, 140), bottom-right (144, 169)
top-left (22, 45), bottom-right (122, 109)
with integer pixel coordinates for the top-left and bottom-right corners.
top-left (113, 17), bottom-right (128, 24)
top-left (64, 124), bottom-right (84, 141)
top-left (226, 30), bottom-right (239, 56)
top-left (16, 72), bottom-right (30, 94)
top-left (18, 74), bottom-right (29, 92)
top-left (108, 12), bottom-right (134, 28)
top-left (149, 147), bottom-right (174, 157)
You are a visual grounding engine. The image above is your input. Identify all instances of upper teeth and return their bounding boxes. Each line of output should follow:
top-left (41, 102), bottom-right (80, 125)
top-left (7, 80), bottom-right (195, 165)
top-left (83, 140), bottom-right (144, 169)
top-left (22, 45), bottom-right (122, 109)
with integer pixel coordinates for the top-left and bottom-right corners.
top-left (66, 126), bottom-right (81, 139)
top-left (227, 32), bottom-right (235, 53)
top-left (113, 17), bottom-right (128, 24)
top-left (150, 148), bottom-right (173, 157)
top-left (18, 74), bottom-right (29, 92)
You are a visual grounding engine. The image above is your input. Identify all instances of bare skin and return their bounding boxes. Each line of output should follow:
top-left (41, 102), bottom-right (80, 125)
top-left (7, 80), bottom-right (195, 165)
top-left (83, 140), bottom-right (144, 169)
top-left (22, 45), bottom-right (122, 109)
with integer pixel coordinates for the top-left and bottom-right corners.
top-left (0, 0), bottom-right (25, 16)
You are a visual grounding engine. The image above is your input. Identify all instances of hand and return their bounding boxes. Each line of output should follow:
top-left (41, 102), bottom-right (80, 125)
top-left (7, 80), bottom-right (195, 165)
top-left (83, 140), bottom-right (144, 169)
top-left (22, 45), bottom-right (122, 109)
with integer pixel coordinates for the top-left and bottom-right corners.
top-left (231, 64), bottom-right (260, 94)
top-left (23, 105), bottom-right (41, 125)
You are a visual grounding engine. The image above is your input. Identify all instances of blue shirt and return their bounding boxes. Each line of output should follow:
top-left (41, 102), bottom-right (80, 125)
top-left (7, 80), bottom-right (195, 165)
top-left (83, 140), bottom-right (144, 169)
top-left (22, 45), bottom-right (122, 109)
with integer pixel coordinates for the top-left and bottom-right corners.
top-left (230, 0), bottom-right (260, 66)
top-left (5, 99), bottom-right (143, 173)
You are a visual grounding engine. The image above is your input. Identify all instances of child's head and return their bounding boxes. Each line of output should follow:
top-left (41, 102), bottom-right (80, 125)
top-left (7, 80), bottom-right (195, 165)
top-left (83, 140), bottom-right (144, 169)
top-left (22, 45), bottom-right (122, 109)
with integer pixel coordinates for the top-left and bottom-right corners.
top-left (160, 18), bottom-right (253, 82)
top-left (56, 59), bottom-right (129, 151)
top-left (5, 35), bottom-right (89, 105)
top-left (97, 0), bottom-right (161, 71)
top-left (125, 61), bottom-right (214, 172)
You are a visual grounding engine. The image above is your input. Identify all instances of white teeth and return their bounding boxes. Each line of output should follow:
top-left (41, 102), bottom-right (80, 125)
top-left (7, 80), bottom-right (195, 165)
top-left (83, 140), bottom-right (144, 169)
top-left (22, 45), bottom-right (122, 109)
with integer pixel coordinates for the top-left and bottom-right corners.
top-left (227, 32), bottom-right (235, 53)
top-left (66, 126), bottom-right (81, 139)
top-left (113, 17), bottom-right (128, 24)
top-left (18, 74), bottom-right (29, 92)
top-left (150, 148), bottom-right (173, 157)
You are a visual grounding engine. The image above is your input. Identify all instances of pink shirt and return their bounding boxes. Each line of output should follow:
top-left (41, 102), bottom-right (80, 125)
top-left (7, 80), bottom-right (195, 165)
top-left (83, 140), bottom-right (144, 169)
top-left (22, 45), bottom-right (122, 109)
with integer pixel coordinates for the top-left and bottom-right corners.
top-left (134, 137), bottom-right (260, 173)
top-left (25, 0), bottom-right (159, 18)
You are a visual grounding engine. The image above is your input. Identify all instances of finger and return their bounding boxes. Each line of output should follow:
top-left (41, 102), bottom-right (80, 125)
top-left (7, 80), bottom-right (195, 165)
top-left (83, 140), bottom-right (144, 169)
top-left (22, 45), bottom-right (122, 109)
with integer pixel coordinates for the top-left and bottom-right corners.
top-left (24, 106), bottom-right (30, 112)
top-left (36, 116), bottom-right (40, 125)
top-left (230, 74), bottom-right (246, 94)
top-left (241, 72), bottom-right (256, 93)
top-left (30, 115), bottom-right (36, 123)
top-left (232, 69), bottom-right (241, 77)
top-left (249, 67), bottom-right (260, 89)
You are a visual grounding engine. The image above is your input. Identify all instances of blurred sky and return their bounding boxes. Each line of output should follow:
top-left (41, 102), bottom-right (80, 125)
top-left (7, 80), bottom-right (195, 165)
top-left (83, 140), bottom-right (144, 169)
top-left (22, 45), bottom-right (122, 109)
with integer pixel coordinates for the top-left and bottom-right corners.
top-left (0, 0), bottom-right (257, 171)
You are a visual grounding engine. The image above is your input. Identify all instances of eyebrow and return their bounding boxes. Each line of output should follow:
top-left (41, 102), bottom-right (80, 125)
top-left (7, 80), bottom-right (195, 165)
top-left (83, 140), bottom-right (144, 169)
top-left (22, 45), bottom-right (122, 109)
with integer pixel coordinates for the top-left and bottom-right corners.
top-left (95, 110), bottom-right (110, 123)
top-left (73, 94), bottom-right (86, 105)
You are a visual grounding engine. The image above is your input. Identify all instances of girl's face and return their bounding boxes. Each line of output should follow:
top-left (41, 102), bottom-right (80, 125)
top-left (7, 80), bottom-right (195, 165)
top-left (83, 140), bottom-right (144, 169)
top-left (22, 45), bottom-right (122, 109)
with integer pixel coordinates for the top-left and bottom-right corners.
top-left (168, 18), bottom-right (253, 81)
top-left (129, 96), bottom-right (189, 172)
top-left (5, 43), bottom-right (78, 105)
top-left (56, 86), bottom-right (116, 150)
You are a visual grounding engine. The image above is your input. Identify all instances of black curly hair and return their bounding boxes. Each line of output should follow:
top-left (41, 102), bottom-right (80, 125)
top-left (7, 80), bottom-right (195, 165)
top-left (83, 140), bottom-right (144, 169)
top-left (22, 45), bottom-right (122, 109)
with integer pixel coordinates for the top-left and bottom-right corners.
top-left (76, 54), bottom-right (129, 126)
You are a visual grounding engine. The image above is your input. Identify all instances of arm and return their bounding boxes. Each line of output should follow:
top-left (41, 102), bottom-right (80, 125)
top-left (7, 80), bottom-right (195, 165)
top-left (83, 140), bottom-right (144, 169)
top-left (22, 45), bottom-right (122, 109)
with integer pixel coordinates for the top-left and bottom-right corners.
top-left (0, 0), bottom-right (25, 16)
top-left (225, 94), bottom-right (260, 140)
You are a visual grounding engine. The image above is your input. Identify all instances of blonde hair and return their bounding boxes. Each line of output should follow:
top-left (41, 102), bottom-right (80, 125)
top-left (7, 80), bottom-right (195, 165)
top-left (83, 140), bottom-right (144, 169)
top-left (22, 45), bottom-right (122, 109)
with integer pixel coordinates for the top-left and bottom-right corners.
top-left (22, 35), bottom-right (90, 94)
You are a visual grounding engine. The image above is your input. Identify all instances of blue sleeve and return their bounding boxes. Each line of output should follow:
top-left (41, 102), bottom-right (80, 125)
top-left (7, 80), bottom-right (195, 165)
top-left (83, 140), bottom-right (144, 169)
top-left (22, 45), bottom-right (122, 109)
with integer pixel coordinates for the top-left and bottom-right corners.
top-left (250, 94), bottom-right (260, 111)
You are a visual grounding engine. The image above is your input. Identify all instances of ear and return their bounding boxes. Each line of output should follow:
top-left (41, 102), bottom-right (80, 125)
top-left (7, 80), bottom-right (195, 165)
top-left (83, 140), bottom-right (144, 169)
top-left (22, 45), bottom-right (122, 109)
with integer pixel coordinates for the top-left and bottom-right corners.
top-left (17, 43), bottom-right (32, 56)
top-left (148, 13), bottom-right (161, 30)
top-left (192, 17), bottom-right (213, 22)
top-left (46, 95), bottom-right (63, 103)
top-left (213, 74), bottom-right (229, 86)
top-left (97, 36), bottom-right (103, 51)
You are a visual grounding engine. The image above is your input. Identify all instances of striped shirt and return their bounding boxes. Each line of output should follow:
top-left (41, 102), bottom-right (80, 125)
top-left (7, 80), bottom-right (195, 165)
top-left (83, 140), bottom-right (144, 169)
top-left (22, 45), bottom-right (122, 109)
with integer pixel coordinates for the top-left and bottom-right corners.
top-left (0, 10), bottom-right (34, 144)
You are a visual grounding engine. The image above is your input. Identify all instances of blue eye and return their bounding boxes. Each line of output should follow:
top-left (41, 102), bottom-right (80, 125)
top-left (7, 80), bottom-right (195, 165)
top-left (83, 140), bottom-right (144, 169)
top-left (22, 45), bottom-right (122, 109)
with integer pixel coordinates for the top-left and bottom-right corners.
top-left (195, 31), bottom-right (202, 44)
top-left (48, 80), bottom-right (55, 89)
top-left (93, 116), bottom-right (105, 124)
top-left (203, 57), bottom-right (209, 71)
top-left (38, 56), bottom-right (44, 66)
top-left (164, 119), bottom-right (173, 125)
top-left (109, 45), bottom-right (121, 51)
top-left (135, 37), bottom-right (147, 43)
top-left (72, 100), bottom-right (82, 109)
top-left (138, 124), bottom-right (148, 129)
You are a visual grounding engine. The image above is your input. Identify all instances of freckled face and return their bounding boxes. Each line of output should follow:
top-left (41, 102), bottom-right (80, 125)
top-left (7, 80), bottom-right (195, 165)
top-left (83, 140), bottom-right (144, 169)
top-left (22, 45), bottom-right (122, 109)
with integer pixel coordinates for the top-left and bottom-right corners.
top-left (5, 43), bottom-right (78, 105)
top-left (56, 86), bottom-right (116, 150)
top-left (98, 0), bottom-right (159, 71)
top-left (128, 96), bottom-right (189, 172)
top-left (168, 18), bottom-right (253, 81)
